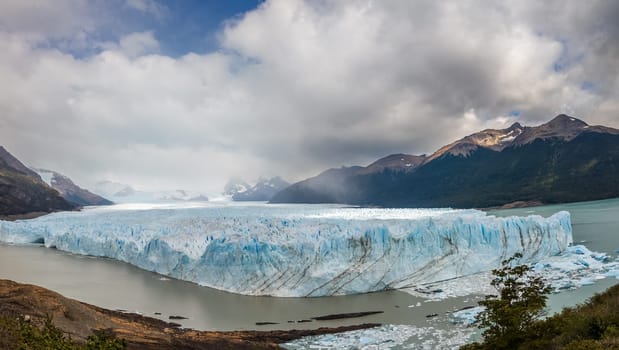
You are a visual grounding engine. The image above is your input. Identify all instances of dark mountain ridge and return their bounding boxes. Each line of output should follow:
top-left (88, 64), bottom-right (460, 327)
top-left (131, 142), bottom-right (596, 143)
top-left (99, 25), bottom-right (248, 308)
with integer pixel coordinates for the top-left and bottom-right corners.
top-left (271, 115), bottom-right (619, 208)
top-left (0, 147), bottom-right (75, 216)
top-left (227, 176), bottom-right (290, 201)
top-left (33, 168), bottom-right (113, 206)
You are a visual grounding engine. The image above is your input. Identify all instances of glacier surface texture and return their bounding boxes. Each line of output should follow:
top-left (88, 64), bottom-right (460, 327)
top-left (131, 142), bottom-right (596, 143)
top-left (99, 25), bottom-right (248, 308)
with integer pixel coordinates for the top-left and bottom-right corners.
top-left (0, 204), bottom-right (573, 297)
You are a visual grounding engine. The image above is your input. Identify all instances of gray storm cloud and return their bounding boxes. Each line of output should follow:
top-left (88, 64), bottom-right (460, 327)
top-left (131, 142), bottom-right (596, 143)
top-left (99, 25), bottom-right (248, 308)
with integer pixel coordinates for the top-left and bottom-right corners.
top-left (0, 0), bottom-right (617, 194)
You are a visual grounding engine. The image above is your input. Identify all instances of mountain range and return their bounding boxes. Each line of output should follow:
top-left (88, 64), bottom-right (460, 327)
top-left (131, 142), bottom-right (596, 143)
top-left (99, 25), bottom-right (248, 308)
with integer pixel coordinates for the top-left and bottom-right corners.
top-left (2, 114), bottom-right (617, 214)
top-left (271, 115), bottom-right (619, 208)
top-left (91, 180), bottom-right (209, 203)
top-left (224, 176), bottom-right (290, 201)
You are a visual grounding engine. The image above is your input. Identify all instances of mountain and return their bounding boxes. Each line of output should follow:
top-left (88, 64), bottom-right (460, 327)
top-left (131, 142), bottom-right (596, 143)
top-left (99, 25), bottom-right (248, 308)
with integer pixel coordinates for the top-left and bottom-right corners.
top-left (0, 147), bottom-right (75, 216)
top-left (268, 154), bottom-right (428, 204)
top-left (231, 176), bottom-right (290, 201)
top-left (92, 181), bottom-right (208, 203)
top-left (92, 180), bottom-right (136, 199)
top-left (157, 189), bottom-right (209, 202)
top-left (425, 122), bottom-right (524, 162)
top-left (223, 177), bottom-right (251, 197)
top-left (32, 169), bottom-right (113, 207)
top-left (361, 153), bottom-right (427, 174)
top-left (271, 115), bottom-right (619, 208)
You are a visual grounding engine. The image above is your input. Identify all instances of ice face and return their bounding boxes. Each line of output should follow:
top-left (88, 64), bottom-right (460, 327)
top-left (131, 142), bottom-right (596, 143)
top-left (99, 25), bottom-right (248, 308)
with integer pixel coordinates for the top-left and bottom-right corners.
top-left (0, 205), bottom-right (573, 297)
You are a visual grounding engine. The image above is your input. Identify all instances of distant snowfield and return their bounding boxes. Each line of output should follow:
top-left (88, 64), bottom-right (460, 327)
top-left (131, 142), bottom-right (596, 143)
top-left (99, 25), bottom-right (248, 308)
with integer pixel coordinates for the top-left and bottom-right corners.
top-left (35, 169), bottom-right (54, 186)
top-left (0, 203), bottom-right (616, 299)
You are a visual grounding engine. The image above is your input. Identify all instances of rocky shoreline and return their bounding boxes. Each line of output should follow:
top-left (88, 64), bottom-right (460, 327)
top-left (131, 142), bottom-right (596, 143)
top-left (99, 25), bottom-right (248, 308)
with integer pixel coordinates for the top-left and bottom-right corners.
top-left (0, 279), bottom-right (379, 349)
top-left (0, 211), bottom-right (51, 221)
top-left (482, 200), bottom-right (545, 210)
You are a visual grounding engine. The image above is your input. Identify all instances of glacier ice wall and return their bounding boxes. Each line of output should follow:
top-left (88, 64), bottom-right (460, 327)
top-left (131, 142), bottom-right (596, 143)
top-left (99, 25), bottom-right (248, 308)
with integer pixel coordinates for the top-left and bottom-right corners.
top-left (0, 205), bottom-right (572, 297)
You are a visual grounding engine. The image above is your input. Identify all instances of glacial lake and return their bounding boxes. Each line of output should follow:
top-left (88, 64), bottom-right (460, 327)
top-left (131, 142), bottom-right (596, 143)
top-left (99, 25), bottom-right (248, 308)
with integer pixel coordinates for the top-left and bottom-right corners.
top-left (1, 198), bottom-right (618, 345)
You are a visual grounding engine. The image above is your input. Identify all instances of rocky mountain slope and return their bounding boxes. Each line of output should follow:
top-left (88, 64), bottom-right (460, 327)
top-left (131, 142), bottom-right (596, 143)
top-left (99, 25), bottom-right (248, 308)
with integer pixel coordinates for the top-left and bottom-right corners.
top-left (231, 177), bottom-right (290, 201)
top-left (223, 177), bottom-right (290, 201)
top-left (33, 169), bottom-right (113, 206)
top-left (223, 177), bottom-right (251, 196)
top-left (271, 115), bottom-right (619, 208)
top-left (0, 147), bottom-right (75, 216)
top-left (92, 180), bottom-right (137, 199)
top-left (269, 154), bottom-right (428, 204)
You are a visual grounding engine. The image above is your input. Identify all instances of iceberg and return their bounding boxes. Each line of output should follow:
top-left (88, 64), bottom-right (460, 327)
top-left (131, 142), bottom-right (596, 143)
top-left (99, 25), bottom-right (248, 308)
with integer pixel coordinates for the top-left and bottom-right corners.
top-left (402, 243), bottom-right (619, 300)
top-left (0, 205), bottom-right (573, 297)
top-left (452, 306), bottom-right (485, 325)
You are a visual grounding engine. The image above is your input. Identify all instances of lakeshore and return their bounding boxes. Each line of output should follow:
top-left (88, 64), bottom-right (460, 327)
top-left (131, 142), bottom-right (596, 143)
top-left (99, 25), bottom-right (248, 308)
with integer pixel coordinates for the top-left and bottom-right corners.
top-left (0, 278), bottom-right (378, 349)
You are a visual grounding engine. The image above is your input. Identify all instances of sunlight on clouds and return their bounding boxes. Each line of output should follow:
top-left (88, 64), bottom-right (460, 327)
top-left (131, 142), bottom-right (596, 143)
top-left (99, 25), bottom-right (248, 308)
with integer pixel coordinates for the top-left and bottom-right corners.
top-left (0, 0), bottom-right (618, 194)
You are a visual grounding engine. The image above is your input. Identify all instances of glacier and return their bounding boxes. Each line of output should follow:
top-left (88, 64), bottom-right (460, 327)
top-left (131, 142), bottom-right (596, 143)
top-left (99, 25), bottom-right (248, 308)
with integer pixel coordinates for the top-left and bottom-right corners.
top-left (0, 204), bottom-right (573, 297)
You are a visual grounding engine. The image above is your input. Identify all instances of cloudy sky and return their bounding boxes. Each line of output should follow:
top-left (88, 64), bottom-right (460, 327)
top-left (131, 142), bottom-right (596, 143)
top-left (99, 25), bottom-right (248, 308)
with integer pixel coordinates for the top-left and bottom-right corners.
top-left (1, 0), bottom-right (618, 195)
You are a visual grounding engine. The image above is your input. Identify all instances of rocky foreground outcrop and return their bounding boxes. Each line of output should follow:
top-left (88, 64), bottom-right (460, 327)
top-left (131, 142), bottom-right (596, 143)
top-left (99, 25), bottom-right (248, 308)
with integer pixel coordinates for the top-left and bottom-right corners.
top-left (0, 279), bottom-right (377, 349)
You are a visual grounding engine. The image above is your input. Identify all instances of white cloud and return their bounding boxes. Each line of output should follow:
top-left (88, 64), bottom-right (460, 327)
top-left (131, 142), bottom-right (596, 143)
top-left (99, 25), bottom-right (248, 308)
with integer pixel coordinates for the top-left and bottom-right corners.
top-left (0, 0), bottom-right (93, 40)
top-left (125, 0), bottom-right (166, 19)
top-left (101, 31), bottom-right (160, 57)
top-left (0, 0), bottom-right (618, 195)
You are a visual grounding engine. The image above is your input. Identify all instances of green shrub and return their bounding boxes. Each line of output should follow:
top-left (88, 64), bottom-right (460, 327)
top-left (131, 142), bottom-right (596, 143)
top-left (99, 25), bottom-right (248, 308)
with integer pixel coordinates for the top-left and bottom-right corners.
top-left (465, 253), bottom-right (551, 350)
top-left (0, 315), bottom-right (126, 350)
top-left (563, 339), bottom-right (604, 350)
top-left (461, 256), bottom-right (619, 350)
top-left (86, 329), bottom-right (127, 350)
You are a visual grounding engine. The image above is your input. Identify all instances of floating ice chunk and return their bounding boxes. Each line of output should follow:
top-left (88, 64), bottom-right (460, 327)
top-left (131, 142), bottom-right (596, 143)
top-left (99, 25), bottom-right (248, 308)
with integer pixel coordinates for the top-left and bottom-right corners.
top-left (282, 324), bottom-right (476, 350)
top-left (605, 270), bottom-right (619, 279)
top-left (405, 244), bottom-right (619, 300)
top-left (535, 245), bottom-right (619, 292)
top-left (452, 306), bottom-right (485, 325)
top-left (578, 278), bottom-right (595, 286)
top-left (568, 246), bottom-right (587, 255)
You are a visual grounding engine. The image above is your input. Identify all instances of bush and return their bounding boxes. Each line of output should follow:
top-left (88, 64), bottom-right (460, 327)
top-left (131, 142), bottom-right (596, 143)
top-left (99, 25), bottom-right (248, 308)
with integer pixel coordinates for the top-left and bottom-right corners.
top-left (0, 315), bottom-right (126, 350)
top-left (563, 339), bottom-right (604, 350)
top-left (86, 329), bottom-right (127, 350)
top-left (461, 255), bottom-right (619, 350)
top-left (463, 253), bottom-right (551, 350)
